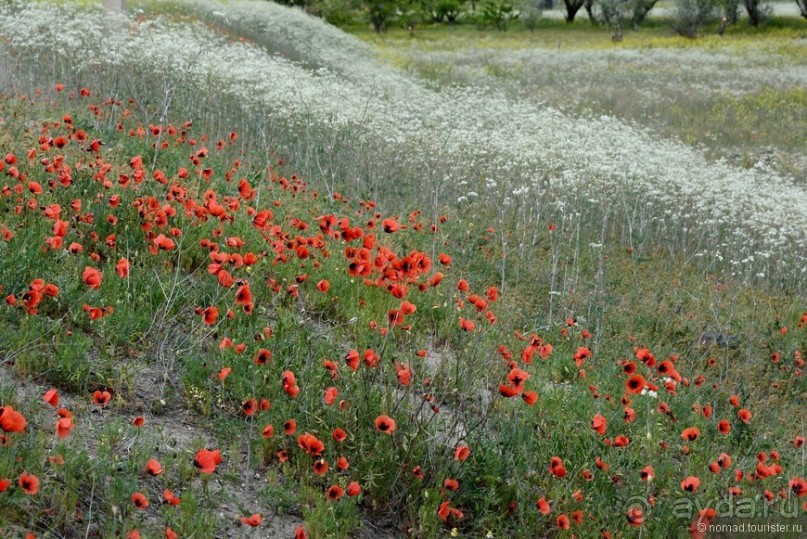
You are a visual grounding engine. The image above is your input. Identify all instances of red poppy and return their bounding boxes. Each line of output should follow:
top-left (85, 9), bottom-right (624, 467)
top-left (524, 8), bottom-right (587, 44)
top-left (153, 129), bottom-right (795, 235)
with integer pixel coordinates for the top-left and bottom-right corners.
top-left (790, 477), bottom-right (807, 497)
top-left (297, 433), bottom-right (326, 456)
top-left (347, 481), bottom-right (361, 496)
top-left (18, 472), bottom-right (39, 495)
top-left (326, 485), bottom-right (344, 500)
top-left (374, 415), bottom-right (396, 435)
top-left (116, 258), bottom-right (130, 278)
top-left (253, 349), bottom-right (271, 366)
top-left (738, 408), bottom-right (752, 423)
top-left (680, 427), bottom-right (700, 441)
top-left (443, 478), bottom-right (459, 491)
top-left (344, 349), bottom-right (360, 371)
top-left (592, 413), bottom-right (607, 435)
top-left (43, 388), bottom-right (59, 407)
top-left (82, 266), bottom-right (103, 289)
top-left (146, 458), bottom-right (163, 476)
top-left (241, 514), bottom-right (262, 527)
top-left (132, 492), bottom-right (149, 509)
top-left (536, 496), bottom-right (551, 515)
top-left (627, 506), bottom-right (645, 527)
top-left (93, 390), bottom-right (111, 406)
top-left (522, 391), bottom-right (538, 406)
top-left (284, 419), bottom-right (297, 435)
top-left (640, 466), bottom-right (654, 482)
top-left (133, 416), bottom-right (145, 428)
top-left (454, 445), bottom-right (470, 462)
top-left (332, 428), bottom-right (347, 442)
top-left (56, 417), bottom-right (75, 439)
top-left (681, 476), bottom-right (701, 493)
top-left (625, 374), bottom-right (646, 394)
top-left (193, 448), bottom-right (222, 474)
top-left (242, 398), bottom-right (258, 416)
top-left (163, 489), bottom-right (181, 506)
top-left (557, 514), bottom-right (570, 530)
top-left (313, 459), bottom-right (329, 475)
top-left (549, 456), bottom-right (567, 478)
top-left (0, 406), bottom-right (27, 433)
top-left (0, 478), bottom-right (10, 492)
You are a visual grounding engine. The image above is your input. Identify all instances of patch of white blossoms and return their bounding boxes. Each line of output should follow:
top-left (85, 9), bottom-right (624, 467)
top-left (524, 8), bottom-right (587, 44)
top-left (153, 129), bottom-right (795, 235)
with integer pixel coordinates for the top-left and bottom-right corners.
top-left (1, 0), bottom-right (805, 281)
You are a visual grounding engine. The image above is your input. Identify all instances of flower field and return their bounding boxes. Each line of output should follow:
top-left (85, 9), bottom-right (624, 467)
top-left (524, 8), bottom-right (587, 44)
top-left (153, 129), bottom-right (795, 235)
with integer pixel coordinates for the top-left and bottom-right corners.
top-left (0, 1), bottom-right (805, 538)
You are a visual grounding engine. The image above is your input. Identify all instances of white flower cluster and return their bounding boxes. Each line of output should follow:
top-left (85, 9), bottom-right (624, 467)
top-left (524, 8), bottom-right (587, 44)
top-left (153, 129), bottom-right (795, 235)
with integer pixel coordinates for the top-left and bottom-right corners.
top-left (1, 0), bottom-right (805, 283)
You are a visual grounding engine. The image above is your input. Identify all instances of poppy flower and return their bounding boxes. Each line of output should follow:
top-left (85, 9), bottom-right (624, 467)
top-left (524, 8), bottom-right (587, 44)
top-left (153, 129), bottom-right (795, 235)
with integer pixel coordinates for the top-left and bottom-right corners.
top-left (627, 506), bottom-right (645, 527)
top-left (132, 492), bottom-right (149, 509)
top-left (625, 374), bottom-right (646, 394)
top-left (640, 466), bottom-right (655, 482)
top-left (459, 318), bottom-right (475, 332)
top-left (133, 416), bottom-right (145, 428)
top-left (557, 514), bottom-right (570, 530)
top-left (297, 433), bottom-right (326, 456)
top-left (165, 528), bottom-right (178, 539)
top-left (262, 424), bottom-right (275, 439)
top-left (193, 448), bottom-right (222, 474)
top-left (316, 280), bottom-right (330, 292)
top-left (43, 388), bottom-right (59, 407)
top-left (324, 386), bottom-right (339, 406)
top-left (163, 489), bottom-right (181, 506)
top-left (56, 417), bottom-right (75, 439)
top-left (738, 408), bottom-right (752, 423)
top-left (82, 266), bottom-right (103, 289)
top-left (116, 258), bottom-right (130, 278)
top-left (681, 476), bottom-right (701, 493)
top-left (93, 390), bottom-right (111, 406)
top-left (592, 413), bottom-right (607, 435)
top-left (454, 445), bottom-right (470, 462)
top-left (241, 514), bottom-right (262, 527)
top-left (344, 349), bottom-right (360, 371)
top-left (0, 478), bottom-right (10, 492)
top-left (347, 481), bottom-right (361, 496)
top-left (313, 459), bottom-right (329, 475)
top-left (242, 398), bottom-right (259, 416)
top-left (201, 306), bottom-right (219, 325)
top-left (332, 428), bottom-right (347, 442)
top-left (680, 427), bottom-right (700, 441)
top-left (18, 472), bottom-right (39, 495)
top-left (549, 456), bottom-right (567, 478)
top-left (536, 496), bottom-right (551, 515)
top-left (522, 391), bottom-right (538, 406)
top-left (790, 477), bottom-right (807, 497)
top-left (0, 406), bottom-right (27, 433)
top-left (284, 419), bottom-right (297, 435)
top-left (294, 526), bottom-right (308, 539)
top-left (374, 415), bottom-right (396, 435)
top-left (253, 348), bottom-right (271, 366)
top-left (326, 485), bottom-right (344, 501)
top-left (146, 458), bottom-right (163, 476)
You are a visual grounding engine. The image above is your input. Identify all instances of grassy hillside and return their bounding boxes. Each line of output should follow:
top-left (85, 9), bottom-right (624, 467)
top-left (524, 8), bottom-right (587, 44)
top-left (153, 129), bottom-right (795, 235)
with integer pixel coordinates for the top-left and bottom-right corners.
top-left (0, 1), bottom-right (805, 538)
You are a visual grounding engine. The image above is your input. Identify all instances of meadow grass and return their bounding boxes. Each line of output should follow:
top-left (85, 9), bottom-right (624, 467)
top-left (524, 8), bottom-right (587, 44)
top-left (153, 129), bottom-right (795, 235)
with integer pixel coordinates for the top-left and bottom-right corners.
top-left (0, 1), bottom-right (805, 538)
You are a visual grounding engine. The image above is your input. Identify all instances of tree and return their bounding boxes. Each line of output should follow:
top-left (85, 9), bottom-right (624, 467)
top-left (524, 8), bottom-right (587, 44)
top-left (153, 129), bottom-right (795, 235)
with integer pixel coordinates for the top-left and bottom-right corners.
top-left (742, 0), bottom-right (769, 25)
top-left (366, 0), bottom-right (398, 32)
top-left (562, 0), bottom-right (586, 21)
top-left (672, 0), bottom-right (715, 37)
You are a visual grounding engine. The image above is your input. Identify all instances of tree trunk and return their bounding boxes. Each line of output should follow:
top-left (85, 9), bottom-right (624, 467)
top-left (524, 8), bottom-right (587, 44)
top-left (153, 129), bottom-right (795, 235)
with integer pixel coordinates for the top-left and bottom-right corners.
top-left (563, 0), bottom-right (585, 22)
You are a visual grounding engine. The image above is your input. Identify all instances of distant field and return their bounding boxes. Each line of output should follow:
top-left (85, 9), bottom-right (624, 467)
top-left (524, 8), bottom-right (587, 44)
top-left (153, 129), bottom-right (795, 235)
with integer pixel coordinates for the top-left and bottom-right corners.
top-left (0, 1), bottom-right (805, 538)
